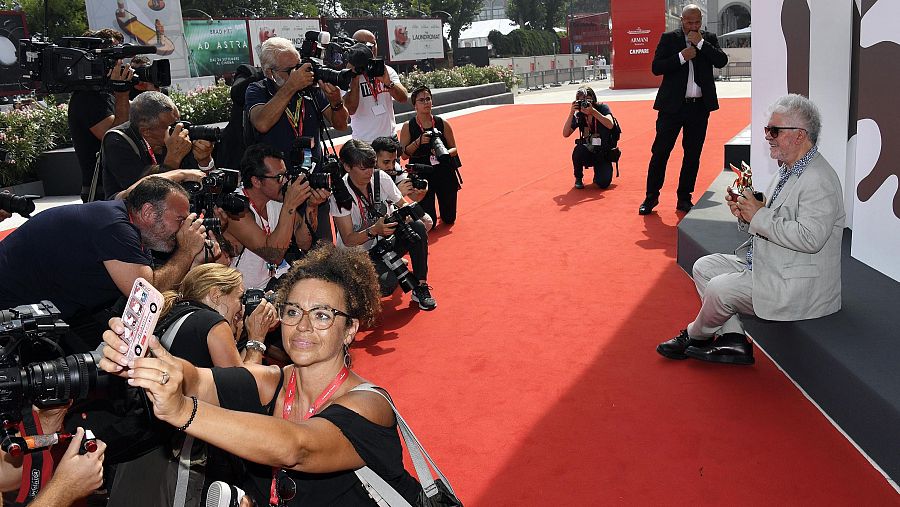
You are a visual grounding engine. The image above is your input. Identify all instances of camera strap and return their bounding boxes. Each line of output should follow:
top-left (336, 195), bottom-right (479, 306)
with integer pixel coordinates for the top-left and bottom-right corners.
top-left (284, 97), bottom-right (306, 138)
top-left (16, 410), bottom-right (53, 504)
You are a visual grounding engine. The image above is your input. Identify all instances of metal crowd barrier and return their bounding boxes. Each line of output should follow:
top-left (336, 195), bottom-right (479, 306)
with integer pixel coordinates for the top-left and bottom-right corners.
top-left (519, 66), bottom-right (612, 90)
top-left (716, 61), bottom-right (751, 81)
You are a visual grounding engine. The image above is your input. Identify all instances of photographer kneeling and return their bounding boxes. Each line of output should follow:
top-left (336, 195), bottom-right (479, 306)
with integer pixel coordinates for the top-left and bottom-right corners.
top-left (331, 139), bottom-right (437, 311)
top-left (562, 86), bottom-right (616, 189)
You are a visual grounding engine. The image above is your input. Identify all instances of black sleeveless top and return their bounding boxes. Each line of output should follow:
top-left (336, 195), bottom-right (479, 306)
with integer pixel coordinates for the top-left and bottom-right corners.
top-left (211, 367), bottom-right (421, 506)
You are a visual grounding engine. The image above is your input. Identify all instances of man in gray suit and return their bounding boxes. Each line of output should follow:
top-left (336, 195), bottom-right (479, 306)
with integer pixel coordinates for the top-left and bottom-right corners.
top-left (657, 94), bottom-right (845, 365)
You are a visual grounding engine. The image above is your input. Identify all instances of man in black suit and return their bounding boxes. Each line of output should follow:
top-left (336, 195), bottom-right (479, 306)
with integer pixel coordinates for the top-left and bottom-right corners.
top-left (639, 4), bottom-right (728, 215)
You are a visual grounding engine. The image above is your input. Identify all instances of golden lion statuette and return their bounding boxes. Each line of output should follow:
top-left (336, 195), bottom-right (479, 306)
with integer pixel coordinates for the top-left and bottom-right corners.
top-left (728, 161), bottom-right (764, 201)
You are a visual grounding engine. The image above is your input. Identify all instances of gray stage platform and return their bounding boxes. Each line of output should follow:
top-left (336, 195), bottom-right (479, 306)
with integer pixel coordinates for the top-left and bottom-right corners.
top-left (676, 134), bottom-right (900, 486)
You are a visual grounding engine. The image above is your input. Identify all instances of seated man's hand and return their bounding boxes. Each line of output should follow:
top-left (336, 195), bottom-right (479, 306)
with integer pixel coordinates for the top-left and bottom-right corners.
top-left (192, 139), bottom-right (214, 166)
top-left (307, 187), bottom-right (331, 207)
top-left (48, 428), bottom-right (106, 502)
top-left (283, 176), bottom-right (312, 211)
top-left (165, 124), bottom-right (193, 166)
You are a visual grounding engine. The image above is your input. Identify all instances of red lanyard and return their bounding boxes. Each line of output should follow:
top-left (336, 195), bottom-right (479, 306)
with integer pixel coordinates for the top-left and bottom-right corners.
top-left (284, 98), bottom-right (306, 138)
top-left (270, 366), bottom-right (349, 505)
top-left (415, 114), bottom-right (435, 134)
top-left (145, 140), bottom-right (157, 165)
top-left (243, 188), bottom-right (271, 234)
top-left (363, 75), bottom-right (383, 105)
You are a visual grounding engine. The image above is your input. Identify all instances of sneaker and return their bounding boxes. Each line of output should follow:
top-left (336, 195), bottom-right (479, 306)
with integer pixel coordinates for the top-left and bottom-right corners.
top-left (206, 481), bottom-right (249, 507)
top-left (411, 284), bottom-right (437, 311)
top-left (574, 177), bottom-right (585, 189)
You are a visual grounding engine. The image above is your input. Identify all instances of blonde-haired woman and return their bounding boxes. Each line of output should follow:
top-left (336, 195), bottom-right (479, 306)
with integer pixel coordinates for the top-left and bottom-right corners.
top-left (106, 263), bottom-right (278, 507)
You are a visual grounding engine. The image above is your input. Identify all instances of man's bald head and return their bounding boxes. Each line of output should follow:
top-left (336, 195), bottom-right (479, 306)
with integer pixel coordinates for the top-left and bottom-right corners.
top-left (353, 30), bottom-right (376, 44)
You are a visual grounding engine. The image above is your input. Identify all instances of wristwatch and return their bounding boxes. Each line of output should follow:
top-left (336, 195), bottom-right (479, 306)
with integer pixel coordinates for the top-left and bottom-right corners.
top-left (366, 228), bottom-right (377, 239)
top-left (245, 340), bottom-right (267, 353)
top-left (330, 100), bottom-right (344, 111)
top-left (384, 81), bottom-right (396, 89)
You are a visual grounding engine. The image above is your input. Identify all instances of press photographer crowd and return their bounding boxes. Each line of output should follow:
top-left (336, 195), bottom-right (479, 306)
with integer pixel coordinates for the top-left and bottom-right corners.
top-left (0, 25), bottom-right (462, 507)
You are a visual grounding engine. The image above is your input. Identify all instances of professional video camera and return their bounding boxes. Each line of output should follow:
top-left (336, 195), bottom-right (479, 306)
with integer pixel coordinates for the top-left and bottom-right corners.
top-left (0, 190), bottom-right (38, 218)
top-left (19, 36), bottom-right (171, 94)
top-left (296, 31), bottom-right (384, 91)
top-left (241, 289), bottom-right (276, 317)
top-left (182, 169), bottom-right (249, 236)
top-left (286, 136), bottom-right (354, 210)
top-left (402, 163), bottom-right (435, 190)
top-left (173, 121), bottom-right (223, 143)
top-left (367, 202), bottom-right (427, 294)
top-left (0, 302), bottom-right (101, 456)
top-left (425, 129), bottom-right (451, 164)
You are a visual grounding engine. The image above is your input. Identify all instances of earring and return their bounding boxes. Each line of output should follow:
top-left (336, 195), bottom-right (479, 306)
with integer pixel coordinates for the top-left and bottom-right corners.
top-left (342, 343), bottom-right (352, 369)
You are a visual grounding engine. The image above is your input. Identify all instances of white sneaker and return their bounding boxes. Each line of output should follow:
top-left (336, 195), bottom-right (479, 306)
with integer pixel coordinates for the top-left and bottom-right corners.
top-left (206, 481), bottom-right (248, 507)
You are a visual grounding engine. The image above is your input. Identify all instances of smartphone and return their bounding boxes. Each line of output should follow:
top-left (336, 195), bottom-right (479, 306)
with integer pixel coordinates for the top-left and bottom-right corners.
top-left (121, 277), bottom-right (163, 363)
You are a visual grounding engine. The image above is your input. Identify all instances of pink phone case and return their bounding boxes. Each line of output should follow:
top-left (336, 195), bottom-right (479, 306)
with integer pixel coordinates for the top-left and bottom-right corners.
top-left (122, 277), bottom-right (163, 363)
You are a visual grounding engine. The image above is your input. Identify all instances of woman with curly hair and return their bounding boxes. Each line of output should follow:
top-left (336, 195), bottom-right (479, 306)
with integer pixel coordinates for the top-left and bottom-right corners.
top-left (98, 245), bottom-right (421, 506)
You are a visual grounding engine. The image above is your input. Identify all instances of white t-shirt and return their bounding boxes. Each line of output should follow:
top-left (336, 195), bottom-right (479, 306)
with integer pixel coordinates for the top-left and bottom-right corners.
top-left (345, 65), bottom-right (401, 143)
top-left (329, 171), bottom-right (403, 250)
top-left (230, 187), bottom-right (290, 289)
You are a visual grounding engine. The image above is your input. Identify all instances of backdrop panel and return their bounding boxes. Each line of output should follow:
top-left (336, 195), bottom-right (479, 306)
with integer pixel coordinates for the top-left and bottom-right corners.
top-left (850, 0), bottom-right (900, 281)
top-left (321, 18), bottom-right (389, 61)
top-left (610, 0), bottom-right (664, 90)
top-left (86, 0), bottom-right (189, 79)
top-left (182, 19), bottom-right (251, 78)
top-left (385, 18), bottom-right (444, 62)
top-left (247, 18), bottom-right (321, 66)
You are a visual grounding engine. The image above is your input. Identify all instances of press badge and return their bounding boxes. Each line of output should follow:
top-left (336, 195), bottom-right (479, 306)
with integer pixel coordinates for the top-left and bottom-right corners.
top-left (591, 136), bottom-right (603, 146)
top-left (430, 155), bottom-right (439, 165)
top-left (371, 103), bottom-right (386, 116)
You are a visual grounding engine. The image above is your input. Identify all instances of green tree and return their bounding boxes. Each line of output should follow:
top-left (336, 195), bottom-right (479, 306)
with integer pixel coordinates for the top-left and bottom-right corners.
top-left (1, 0), bottom-right (88, 40)
top-left (506, 0), bottom-right (543, 28)
top-left (423, 0), bottom-right (482, 51)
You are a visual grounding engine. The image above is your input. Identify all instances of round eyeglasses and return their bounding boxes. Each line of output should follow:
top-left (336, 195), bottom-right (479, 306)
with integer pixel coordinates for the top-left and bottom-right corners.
top-left (278, 302), bottom-right (352, 330)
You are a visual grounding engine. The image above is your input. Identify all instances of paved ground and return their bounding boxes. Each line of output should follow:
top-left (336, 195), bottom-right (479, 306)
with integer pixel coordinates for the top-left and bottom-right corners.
top-left (0, 77), bottom-right (752, 232)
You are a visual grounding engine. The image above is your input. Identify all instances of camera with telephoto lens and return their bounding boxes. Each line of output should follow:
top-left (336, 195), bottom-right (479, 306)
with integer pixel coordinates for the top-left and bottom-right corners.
top-left (0, 301), bottom-right (101, 455)
top-left (296, 31), bottom-right (384, 91)
top-left (426, 129), bottom-right (451, 164)
top-left (366, 202), bottom-right (427, 294)
top-left (19, 36), bottom-right (171, 93)
top-left (171, 121), bottom-right (222, 143)
top-left (241, 289), bottom-right (276, 317)
top-left (285, 136), bottom-right (354, 211)
top-left (182, 169), bottom-right (249, 236)
top-left (0, 190), bottom-right (38, 218)
top-left (403, 164), bottom-right (434, 190)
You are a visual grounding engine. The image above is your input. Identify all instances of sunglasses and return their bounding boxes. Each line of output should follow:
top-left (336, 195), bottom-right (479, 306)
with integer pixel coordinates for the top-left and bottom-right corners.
top-left (764, 126), bottom-right (806, 138)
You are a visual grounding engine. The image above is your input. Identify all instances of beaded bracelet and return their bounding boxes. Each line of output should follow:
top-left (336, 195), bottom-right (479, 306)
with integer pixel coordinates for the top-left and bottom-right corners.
top-left (178, 396), bottom-right (198, 432)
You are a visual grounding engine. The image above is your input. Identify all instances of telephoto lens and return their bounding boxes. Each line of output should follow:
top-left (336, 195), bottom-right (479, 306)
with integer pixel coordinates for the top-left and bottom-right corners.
top-left (0, 191), bottom-right (37, 218)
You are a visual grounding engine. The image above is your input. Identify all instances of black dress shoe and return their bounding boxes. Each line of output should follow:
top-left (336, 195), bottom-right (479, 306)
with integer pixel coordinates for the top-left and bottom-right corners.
top-left (656, 330), bottom-right (712, 360)
top-left (638, 198), bottom-right (659, 215)
top-left (676, 199), bottom-right (694, 212)
top-left (574, 177), bottom-right (584, 189)
top-left (685, 333), bottom-right (755, 365)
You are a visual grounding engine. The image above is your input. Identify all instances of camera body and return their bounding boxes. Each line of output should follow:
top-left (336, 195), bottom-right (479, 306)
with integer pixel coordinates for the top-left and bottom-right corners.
top-left (182, 169), bottom-right (249, 235)
top-left (426, 129), bottom-right (451, 164)
top-left (19, 37), bottom-right (171, 93)
top-left (403, 163), bottom-right (434, 190)
top-left (241, 289), bottom-right (276, 317)
top-left (575, 99), bottom-right (592, 110)
top-left (296, 31), bottom-right (384, 92)
top-left (0, 302), bottom-right (100, 433)
top-left (173, 121), bottom-right (222, 143)
top-left (285, 136), bottom-right (354, 210)
top-left (366, 202), bottom-right (427, 295)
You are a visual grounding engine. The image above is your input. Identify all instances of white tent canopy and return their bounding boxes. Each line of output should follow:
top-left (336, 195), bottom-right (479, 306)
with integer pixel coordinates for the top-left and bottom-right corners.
top-left (720, 26), bottom-right (751, 38)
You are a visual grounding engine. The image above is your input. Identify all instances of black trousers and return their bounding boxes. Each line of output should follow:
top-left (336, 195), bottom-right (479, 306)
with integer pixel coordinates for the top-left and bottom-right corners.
top-left (421, 165), bottom-right (459, 225)
top-left (645, 101), bottom-right (710, 200)
top-left (370, 220), bottom-right (429, 281)
top-left (572, 145), bottom-right (613, 189)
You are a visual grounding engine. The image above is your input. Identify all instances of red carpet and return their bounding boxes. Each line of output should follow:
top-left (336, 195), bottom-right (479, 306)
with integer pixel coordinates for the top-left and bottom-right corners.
top-left (351, 99), bottom-right (900, 505)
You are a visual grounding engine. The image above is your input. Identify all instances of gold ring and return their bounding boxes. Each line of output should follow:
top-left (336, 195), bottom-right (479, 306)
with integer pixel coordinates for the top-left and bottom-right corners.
top-left (160, 371), bottom-right (170, 385)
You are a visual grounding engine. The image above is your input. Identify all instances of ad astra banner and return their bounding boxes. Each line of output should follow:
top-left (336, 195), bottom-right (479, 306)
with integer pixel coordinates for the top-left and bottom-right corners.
top-left (322, 18), bottom-right (389, 61)
top-left (183, 19), bottom-right (251, 78)
top-left (385, 19), bottom-right (444, 62)
top-left (0, 11), bottom-right (29, 96)
top-left (247, 18), bottom-right (321, 66)
top-left (610, 0), bottom-right (664, 89)
top-left (86, 0), bottom-right (189, 79)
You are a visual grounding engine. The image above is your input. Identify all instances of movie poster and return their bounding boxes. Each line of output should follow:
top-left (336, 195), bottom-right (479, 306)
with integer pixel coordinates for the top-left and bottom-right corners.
top-left (321, 18), bottom-right (388, 60)
top-left (85, 0), bottom-right (189, 79)
top-left (247, 18), bottom-right (321, 66)
top-left (182, 19), bottom-right (251, 78)
top-left (0, 11), bottom-right (28, 96)
top-left (385, 18), bottom-right (444, 62)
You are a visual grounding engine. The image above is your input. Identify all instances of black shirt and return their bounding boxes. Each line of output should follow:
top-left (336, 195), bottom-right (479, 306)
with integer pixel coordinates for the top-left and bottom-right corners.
top-left (163, 301), bottom-right (227, 368)
top-left (244, 80), bottom-right (328, 163)
top-left (68, 91), bottom-right (115, 184)
top-left (0, 200), bottom-right (153, 319)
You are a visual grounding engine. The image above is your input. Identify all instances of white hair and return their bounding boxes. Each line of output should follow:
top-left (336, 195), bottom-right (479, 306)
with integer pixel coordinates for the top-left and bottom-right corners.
top-left (770, 94), bottom-right (822, 144)
top-left (259, 37), bottom-right (299, 72)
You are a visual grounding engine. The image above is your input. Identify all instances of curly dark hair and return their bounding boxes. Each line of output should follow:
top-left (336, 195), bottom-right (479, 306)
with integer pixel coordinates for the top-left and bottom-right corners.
top-left (275, 244), bottom-right (381, 327)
